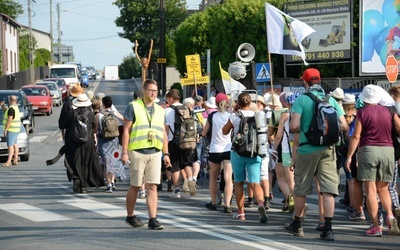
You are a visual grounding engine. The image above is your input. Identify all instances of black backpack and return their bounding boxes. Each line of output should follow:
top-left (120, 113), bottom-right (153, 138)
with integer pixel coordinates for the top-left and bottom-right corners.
top-left (171, 105), bottom-right (197, 150)
top-left (232, 112), bottom-right (258, 158)
top-left (70, 108), bottom-right (91, 143)
top-left (301, 92), bottom-right (340, 146)
top-left (100, 111), bottom-right (120, 139)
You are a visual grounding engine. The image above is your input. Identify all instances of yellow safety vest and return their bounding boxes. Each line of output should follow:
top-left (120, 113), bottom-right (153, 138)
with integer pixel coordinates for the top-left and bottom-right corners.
top-left (128, 100), bottom-right (164, 151)
top-left (3, 104), bottom-right (21, 132)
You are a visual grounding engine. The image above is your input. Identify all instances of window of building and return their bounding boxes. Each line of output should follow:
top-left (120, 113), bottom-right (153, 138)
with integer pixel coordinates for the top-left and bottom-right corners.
top-left (10, 51), bottom-right (13, 72)
top-left (14, 53), bottom-right (16, 72)
top-left (5, 49), bottom-right (8, 71)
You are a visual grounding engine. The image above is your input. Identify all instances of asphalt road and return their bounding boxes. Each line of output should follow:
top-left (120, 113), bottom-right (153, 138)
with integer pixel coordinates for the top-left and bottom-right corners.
top-left (0, 79), bottom-right (399, 250)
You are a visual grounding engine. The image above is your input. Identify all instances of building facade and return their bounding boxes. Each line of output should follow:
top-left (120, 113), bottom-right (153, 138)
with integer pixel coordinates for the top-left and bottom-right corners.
top-left (0, 13), bottom-right (20, 76)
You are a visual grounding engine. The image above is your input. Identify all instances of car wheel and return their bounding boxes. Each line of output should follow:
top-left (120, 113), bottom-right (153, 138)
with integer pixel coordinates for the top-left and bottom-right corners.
top-left (20, 153), bottom-right (30, 161)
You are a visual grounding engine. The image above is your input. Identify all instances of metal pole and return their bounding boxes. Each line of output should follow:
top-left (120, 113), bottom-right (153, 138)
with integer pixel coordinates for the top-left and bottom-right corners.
top-left (206, 49), bottom-right (210, 99)
top-left (159, 0), bottom-right (166, 95)
top-left (50, 0), bottom-right (53, 64)
top-left (57, 3), bottom-right (61, 64)
top-left (28, 0), bottom-right (34, 83)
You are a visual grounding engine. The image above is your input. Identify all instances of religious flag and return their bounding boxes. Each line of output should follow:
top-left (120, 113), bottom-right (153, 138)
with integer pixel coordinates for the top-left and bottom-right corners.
top-left (219, 62), bottom-right (246, 95)
top-left (265, 3), bottom-right (315, 65)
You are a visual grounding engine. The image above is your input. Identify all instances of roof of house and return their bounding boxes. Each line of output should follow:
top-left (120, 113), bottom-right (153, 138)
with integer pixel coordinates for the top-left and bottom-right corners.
top-left (0, 13), bottom-right (21, 28)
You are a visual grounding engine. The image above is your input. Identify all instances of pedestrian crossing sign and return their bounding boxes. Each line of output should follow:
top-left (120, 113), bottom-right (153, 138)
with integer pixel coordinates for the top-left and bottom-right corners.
top-left (255, 63), bottom-right (271, 82)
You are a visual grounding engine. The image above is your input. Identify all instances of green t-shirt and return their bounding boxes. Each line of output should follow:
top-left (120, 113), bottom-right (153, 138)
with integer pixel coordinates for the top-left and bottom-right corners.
top-left (291, 90), bottom-right (344, 154)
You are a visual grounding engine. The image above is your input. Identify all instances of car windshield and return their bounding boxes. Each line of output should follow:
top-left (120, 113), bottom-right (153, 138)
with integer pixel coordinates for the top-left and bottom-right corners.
top-left (22, 87), bottom-right (48, 96)
top-left (45, 79), bottom-right (65, 87)
top-left (37, 83), bottom-right (57, 91)
top-left (50, 68), bottom-right (76, 78)
top-left (0, 92), bottom-right (23, 108)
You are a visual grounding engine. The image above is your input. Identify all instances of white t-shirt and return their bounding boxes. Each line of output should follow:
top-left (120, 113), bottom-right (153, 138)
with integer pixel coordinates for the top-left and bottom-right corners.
top-left (165, 103), bottom-right (182, 141)
top-left (229, 109), bottom-right (255, 134)
top-left (209, 111), bottom-right (232, 153)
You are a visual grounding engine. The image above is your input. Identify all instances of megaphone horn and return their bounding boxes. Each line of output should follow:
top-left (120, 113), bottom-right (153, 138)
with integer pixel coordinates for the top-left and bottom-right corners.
top-left (237, 43), bottom-right (255, 62)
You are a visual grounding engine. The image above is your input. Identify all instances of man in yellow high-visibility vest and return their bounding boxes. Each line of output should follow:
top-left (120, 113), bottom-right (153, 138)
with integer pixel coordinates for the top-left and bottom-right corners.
top-left (121, 79), bottom-right (170, 230)
top-left (1, 95), bottom-right (21, 167)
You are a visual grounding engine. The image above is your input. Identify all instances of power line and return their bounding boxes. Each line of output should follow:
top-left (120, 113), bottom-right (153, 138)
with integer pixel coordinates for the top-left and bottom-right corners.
top-left (63, 35), bottom-right (120, 42)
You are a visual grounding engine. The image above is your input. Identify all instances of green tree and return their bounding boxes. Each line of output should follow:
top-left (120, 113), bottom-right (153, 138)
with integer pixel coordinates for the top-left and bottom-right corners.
top-left (34, 48), bottom-right (51, 67)
top-left (19, 33), bottom-right (30, 71)
top-left (113, 0), bottom-right (189, 59)
top-left (0, 0), bottom-right (23, 19)
top-left (119, 54), bottom-right (142, 79)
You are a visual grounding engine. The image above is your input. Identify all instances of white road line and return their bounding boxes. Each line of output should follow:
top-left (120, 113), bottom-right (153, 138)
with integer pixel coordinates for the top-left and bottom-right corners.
top-left (160, 213), bottom-right (307, 250)
top-left (29, 136), bottom-right (48, 142)
top-left (0, 203), bottom-right (71, 222)
top-left (60, 198), bottom-right (125, 217)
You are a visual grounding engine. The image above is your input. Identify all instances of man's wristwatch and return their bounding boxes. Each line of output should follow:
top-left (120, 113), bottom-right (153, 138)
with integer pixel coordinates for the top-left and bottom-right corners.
top-left (164, 153), bottom-right (170, 157)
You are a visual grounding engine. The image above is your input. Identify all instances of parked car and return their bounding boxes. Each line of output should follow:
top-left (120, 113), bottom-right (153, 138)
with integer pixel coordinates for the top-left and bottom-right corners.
top-left (0, 90), bottom-right (35, 134)
top-left (43, 78), bottom-right (69, 102)
top-left (21, 85), bottom-right (53, 116)
top-left (0, 122), bottom-right (29, 161)
top-left (35, 81), bottom-right (63, 107)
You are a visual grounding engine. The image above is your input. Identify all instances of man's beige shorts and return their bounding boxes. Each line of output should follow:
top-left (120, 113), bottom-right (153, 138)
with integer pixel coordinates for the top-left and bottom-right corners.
top-left (294, 147), bottom-right (339, 197)
top-left (128, 151), bottom-right (162, 187)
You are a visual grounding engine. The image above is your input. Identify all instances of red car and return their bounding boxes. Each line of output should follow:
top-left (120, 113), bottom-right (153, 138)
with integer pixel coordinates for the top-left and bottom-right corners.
top-left (43, 78), bottom-right (69, 102)
top-left (21, 85), bottom-right (53, 116)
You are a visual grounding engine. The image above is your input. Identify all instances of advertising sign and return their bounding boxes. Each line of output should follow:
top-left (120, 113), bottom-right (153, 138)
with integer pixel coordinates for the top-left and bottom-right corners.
top-left (285, 0), bottom-right (351, 63)
top-left (360, 0), bottom-right (400, 75)
top-left (185, 54), bottom-right (202, 78)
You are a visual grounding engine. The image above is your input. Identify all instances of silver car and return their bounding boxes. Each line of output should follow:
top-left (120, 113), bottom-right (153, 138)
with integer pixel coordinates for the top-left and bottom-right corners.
top-left (35, 81), bottom-right (63, 107)
top-left (0, 123), bottom-right (30, 161)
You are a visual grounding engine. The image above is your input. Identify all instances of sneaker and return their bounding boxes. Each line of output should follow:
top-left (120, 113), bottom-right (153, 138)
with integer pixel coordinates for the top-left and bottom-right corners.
top-left (282, 206), bottom-right (290, 213)
top-left (395, 208), bottom-right (400, 229)
top-left (80, 188), bottom-right (87, 194)
top-left (346, 206), bottom-right (355, 213)
top-left (366, 226), bottom-right (382, 237)
top-left (232, 212), bottom-right (245, 220)
top-left (349, 211), bottom-right (366, 221)
top-left (244, 200), bottom-right (254, 208)
top-left (182, 179), bottom-right (189, 192)
top-left (264, 199), bottom-right (271, 210)
top-left (223, 206), bottom-right (232, 214)
top-left (387, 215), bottom-right (400, 236)
top-left (171, 190), bottom-right (181, 198)
top-left (316, 222), bottom-right (325, 231)
top-left (105, 186), bottom-right (113, 193)
top-left (205, 202), bottom-right (217, 211)
top-left (320, 230), bottom-right (335, 241)
top-left (258, 206), bottom-right (268, 223)
top-left (284, 221), bottom-right (304, 237)
top-left (148, 218), bottom-right (164, 230)
top-left (188, 180), bottom-right (197, 196)
top-left (138, 190), bottom-right (146, 199)
top-left (72, 179), bottom-right (80, 193)
top-left (111, 182), bottom-right (116, 190)
top-left (287, 194), bottom-right (295, 213)
top-left (125, 216), bottom-right (144, 227)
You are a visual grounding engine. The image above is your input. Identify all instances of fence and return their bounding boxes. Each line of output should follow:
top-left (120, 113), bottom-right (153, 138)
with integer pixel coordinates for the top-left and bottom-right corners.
top-left (0, 66), bottom-right (49, 90)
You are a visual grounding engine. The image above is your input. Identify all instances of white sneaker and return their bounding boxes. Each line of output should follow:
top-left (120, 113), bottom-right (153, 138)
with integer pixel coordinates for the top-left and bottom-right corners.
top-left (171, 190), bottom-right (181, 198)
top-left (188, 180), bottom-right (197, 196)
top-left (138, 190), bottom-right (146, 199)
top-left (182, 179), bottom-right (189, 192)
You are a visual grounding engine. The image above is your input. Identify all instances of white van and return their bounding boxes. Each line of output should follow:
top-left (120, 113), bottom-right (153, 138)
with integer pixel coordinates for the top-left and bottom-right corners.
top-left (49, 64), bottom-right (80, 86)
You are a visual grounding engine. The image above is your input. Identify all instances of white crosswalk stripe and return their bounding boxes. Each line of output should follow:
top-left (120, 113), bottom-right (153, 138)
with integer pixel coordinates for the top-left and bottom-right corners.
top-left (0, 202), bottom-right (71, 222)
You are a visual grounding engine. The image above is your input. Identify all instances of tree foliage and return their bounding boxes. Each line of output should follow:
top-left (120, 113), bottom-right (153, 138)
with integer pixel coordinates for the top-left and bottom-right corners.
top-left (0, 0), bottom-right (23, 19)
top-left (113, 0), bottom-right (189, 59)
top-left (119, 54), bottom-right (142, 79)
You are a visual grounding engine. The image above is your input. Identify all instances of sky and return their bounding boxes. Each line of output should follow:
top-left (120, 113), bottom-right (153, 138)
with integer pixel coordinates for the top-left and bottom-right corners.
top-left (15, 0), bottom-right (201, 71)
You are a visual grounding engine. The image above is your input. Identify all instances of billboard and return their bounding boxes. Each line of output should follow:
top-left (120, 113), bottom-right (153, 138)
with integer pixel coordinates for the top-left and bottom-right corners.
top-left (360, 0), bottom-right (400, 75)
top-left (285, 0), bottom-right (352, 63)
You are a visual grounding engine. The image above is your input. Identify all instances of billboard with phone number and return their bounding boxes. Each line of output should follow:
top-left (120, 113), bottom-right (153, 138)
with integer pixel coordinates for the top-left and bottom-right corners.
top-left (360, 0), bottom-right (400, 75)
top-left (285, 0), bottom-right (352, 63)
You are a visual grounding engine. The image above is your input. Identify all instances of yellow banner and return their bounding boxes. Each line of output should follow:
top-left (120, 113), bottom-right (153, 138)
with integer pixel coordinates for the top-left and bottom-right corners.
top-left (180, 76), bottom-right (209, 86)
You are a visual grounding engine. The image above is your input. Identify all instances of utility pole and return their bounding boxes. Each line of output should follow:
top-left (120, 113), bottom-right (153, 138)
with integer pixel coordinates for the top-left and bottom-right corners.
top-left (57, 3), bottom-right (61, 64)
top-left (159, 0), bottom-right (166, 95)
top-left (50, 0), bottom-right (53, 64)
top-left (28, 0), bottom-right (34, 83)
